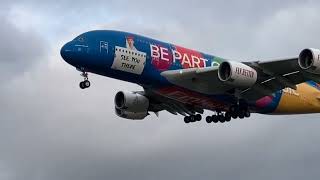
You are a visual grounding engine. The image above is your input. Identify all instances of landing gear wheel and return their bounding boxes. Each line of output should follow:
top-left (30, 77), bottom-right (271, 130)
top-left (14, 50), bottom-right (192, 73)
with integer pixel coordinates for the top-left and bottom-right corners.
top-left (84, 80), bottom-right (91, 88)
top-left (195, 114), bottom-right (202, 121)
top-left (218, 115), bottom-right (225, 123)
top-left (184, 116), bottom-right (190, 124)
top-left (225, 112), bottom-right (232, 122)
top-left (79, 81), bottom-right (86, 89)
top-left (238, 110), bottom-right (245, 119)
top-left (189, 115), bottom-right (195, 122)
top-left (231, 112), bottom-right (238, 119)
top-left (245, 111), bottom-right (251, 118)
top-left (212, 115), bottom-right (219, 123)
top-left (206, 116), bottom-right (212, 123)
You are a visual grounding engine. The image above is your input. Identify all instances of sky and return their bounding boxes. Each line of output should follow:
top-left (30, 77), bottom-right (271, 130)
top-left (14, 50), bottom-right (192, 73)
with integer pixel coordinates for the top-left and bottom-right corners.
top-left (1, 0), bottom-right (320, 179)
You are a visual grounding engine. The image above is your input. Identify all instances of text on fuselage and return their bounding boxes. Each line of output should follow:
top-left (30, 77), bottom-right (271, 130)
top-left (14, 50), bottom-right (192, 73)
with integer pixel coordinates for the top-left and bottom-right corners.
top-left (235, 67), bottom-right (255, 78)
top-left (150, 44), bottom-right (219, 68)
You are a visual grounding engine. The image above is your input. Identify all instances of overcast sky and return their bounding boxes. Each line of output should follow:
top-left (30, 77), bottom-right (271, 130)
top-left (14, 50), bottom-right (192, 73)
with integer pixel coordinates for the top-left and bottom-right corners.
top-left (1, 0), bottom-right (320, 180)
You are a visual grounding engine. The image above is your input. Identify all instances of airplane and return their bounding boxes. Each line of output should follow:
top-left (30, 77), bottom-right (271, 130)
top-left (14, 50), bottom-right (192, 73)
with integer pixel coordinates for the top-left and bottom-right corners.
top-left (60, 30), bottom-right (320, 124)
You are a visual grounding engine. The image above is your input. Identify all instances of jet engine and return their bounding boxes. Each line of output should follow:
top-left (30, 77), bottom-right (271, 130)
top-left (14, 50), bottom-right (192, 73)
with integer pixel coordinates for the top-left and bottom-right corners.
top-left (114, 91), bottom-right (149, 120)
top-left (298, 48), bottom-right (320, 74)
top-left (218, 61), bottom-right (258, 88)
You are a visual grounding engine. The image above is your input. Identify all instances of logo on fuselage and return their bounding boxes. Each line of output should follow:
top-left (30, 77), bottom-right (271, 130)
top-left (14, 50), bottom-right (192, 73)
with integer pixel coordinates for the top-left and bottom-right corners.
top-left (111, 36), bottom-right (147, 75)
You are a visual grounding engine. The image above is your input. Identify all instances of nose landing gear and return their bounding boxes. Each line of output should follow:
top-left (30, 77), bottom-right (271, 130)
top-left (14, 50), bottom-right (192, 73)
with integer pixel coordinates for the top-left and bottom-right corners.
top-left (79, 72), bottom-right (91, 89)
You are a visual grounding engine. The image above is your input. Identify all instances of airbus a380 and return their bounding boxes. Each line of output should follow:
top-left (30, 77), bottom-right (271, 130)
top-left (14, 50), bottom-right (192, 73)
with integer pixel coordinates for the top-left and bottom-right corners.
top-left (60, 30), bottom-right (320, 123)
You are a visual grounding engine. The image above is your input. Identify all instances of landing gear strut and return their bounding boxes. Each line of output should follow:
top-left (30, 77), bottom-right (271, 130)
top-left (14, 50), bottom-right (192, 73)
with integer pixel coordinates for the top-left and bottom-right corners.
top-left (79, 71), bottom-right (91, 89)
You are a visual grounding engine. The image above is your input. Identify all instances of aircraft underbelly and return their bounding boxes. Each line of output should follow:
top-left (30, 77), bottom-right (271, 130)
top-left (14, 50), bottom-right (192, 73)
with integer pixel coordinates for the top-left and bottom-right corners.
top-left (155, 86), bottom-right (232, 111)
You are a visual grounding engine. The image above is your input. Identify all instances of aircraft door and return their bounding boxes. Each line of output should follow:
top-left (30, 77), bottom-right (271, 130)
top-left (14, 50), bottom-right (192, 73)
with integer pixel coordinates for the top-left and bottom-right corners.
top-left (99, 40), bottom-right (110, 55)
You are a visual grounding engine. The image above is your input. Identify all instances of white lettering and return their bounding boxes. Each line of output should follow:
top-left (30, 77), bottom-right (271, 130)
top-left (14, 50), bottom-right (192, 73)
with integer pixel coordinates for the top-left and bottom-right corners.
top-left (150, 44), bottom-right (160, 58)
top-left (160, 47), bottom-right (169, 61)
top-left (191, 55), bottom-right (201, 68)
top-left (182, 53), bottom-right (192, 67)
top-left (172, 50), bottom-right (182, 63)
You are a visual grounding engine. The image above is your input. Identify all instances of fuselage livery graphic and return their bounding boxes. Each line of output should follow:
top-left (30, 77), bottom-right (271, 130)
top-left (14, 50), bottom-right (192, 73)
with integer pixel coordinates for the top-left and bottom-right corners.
top-left (60, 30), bottom-right (320, 123)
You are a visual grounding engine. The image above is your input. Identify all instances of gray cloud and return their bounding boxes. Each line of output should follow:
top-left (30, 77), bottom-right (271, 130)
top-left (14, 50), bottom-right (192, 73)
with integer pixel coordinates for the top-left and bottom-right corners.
top-left (0, 1), bottom-right (320, 180)
top-left (0, 16), bottom-right (46, 79)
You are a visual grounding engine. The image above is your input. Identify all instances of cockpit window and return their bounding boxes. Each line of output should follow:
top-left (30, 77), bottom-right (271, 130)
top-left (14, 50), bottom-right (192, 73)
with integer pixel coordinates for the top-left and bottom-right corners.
top-left (77, 37), bottom-right (85, 42)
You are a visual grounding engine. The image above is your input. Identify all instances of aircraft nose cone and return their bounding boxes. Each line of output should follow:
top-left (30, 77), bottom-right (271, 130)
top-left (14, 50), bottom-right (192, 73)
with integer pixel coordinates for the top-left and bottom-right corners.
top-left (60, 42), bottom-right (73, 63)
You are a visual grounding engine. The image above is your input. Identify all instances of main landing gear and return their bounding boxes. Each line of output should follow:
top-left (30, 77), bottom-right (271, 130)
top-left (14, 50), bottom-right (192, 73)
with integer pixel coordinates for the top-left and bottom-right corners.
top-left (79, 71), bottom-right (91, 89)
top-left (203, 101), bottom-right (251, 124)
top-left (205, 111), bottom-right (232, 124)
top-left (183, 103), bottom-right (251, 124)
top-left (228, 104), bottom-right (251, 120)
top-left (184, 114), bottom-right (202, 123)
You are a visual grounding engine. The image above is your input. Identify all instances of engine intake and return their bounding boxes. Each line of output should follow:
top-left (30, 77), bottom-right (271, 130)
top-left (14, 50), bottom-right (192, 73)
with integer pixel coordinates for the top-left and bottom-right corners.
top-left (298, 48), bottom-right (320, 74)
top-left (218, 61), bottom-right (257, 88)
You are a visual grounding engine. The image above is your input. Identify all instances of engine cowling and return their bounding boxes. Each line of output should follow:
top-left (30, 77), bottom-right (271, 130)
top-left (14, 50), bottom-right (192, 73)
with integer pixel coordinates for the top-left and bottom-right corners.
top-left (218, 61), bottom-right (258, 88)
top-left (114, 91), bottom-right (149, 120)
top-left (298, 48), bottom-right (320, 74)
top-left (115, 107), bottom-right (148, 120)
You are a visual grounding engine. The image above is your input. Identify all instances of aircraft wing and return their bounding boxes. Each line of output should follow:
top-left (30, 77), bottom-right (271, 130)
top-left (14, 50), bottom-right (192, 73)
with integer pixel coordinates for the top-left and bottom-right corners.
top-left (161, 57), bottom-right (320, 101)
